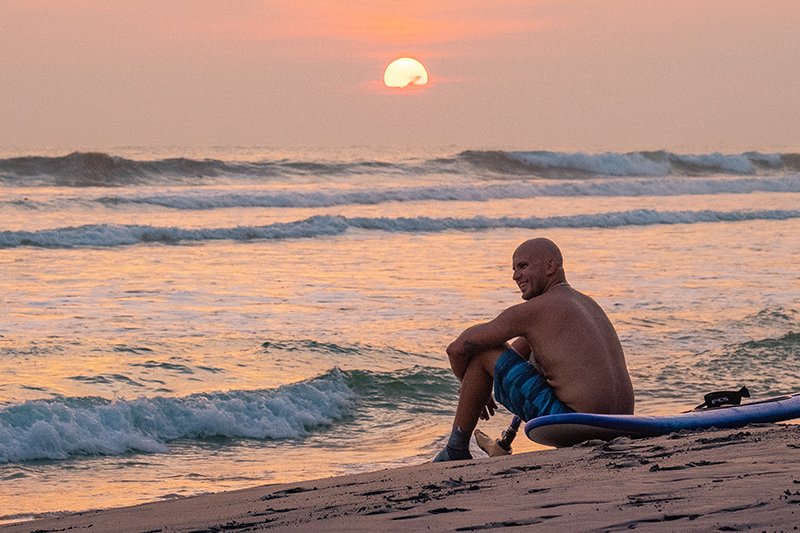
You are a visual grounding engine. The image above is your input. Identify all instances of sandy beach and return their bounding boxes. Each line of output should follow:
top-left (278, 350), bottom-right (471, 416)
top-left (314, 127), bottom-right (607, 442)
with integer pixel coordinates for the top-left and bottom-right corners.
top-left (4, 423), bottom-right (799, 532)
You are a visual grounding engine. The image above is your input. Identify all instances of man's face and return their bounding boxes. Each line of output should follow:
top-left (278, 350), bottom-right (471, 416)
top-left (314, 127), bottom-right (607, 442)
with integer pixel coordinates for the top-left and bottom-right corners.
top-left (511, 247), bottom-right (546, 300)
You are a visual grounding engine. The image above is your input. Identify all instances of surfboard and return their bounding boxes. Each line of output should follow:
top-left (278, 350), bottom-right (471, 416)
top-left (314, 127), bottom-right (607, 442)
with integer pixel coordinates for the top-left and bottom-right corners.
top-left (525, 393), bottom-right (800, 447)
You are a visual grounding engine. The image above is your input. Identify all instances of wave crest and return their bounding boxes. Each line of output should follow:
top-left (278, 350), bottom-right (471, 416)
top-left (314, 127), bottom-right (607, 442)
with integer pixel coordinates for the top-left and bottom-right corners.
top-left (3, 150), bottom-right (800, 187)
top-left (0, 366), bottom-right (456, 463)
top-left (2, 209), bottom-right (798, 248)
top-left (459, 150), bottom-right (799, 177)
top-left (0, 369), bottom-right (354, 463)
top-left (0, 152), bottom-right (417, 187)
top-left (84, 175), bottom-right (800, 210)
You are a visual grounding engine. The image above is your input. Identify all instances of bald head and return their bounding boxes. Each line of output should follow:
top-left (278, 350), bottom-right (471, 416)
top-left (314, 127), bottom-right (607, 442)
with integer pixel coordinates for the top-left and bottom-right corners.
top-left (515, 238), bottom-right (563, 266)
top-left (512, 238), bottom-right (566, 300)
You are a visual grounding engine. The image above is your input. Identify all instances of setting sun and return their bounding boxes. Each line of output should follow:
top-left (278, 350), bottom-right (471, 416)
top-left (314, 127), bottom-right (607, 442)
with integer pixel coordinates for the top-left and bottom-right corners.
top-left (383, 57), bottom-right (429, 88)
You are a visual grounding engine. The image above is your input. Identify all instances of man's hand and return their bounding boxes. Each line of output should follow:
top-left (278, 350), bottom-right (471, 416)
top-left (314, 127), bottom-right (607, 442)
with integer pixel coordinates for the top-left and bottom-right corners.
top-left (480, 396), bottom-right (498, 420)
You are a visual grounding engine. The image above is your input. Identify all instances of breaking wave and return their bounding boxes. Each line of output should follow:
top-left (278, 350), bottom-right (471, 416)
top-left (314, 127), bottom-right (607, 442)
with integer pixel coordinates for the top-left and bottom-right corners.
top-left (94, 176), bottom-right (800, 210)
top-left (0, 369), bottom-right (355, 463)
top-left (0, 366), bottom-right (455, 463)
top-left (3, 150), bottom-right (800, 187)
top-left (6, 175), bottom-right (799, 212)
top-left (459, 150), bottom-right (800, 177)
top-left (2, 209), bottom-right (798, 248)
top-left (0, 152), bottom-right (422, 187)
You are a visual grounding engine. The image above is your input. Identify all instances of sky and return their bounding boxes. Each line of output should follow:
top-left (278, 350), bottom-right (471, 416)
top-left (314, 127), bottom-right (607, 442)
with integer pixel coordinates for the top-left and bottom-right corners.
top-left (2, 0), bottom-right (799, 151)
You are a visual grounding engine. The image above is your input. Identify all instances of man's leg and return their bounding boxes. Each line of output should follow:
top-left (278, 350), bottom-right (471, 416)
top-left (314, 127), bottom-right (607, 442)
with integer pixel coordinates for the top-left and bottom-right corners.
top-left (453, 346), bottom-right (505, 433)
top-left (433, 346), bottom-right (506, 462)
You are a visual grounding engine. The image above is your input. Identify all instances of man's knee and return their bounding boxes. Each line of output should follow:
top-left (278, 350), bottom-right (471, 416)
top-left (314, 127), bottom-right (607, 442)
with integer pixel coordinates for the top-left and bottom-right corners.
top-left (475, 345), bottom-right (511, 376)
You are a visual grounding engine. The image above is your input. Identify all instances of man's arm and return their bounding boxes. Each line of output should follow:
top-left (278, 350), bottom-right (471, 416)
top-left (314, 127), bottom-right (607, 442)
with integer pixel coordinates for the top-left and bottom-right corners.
top-left (446, 303), bottom-right (530, 381)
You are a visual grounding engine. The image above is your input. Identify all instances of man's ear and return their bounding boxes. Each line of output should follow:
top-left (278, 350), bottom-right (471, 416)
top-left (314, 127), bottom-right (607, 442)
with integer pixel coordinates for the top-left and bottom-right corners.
top-left (545, 258), bottom-right (559, 275)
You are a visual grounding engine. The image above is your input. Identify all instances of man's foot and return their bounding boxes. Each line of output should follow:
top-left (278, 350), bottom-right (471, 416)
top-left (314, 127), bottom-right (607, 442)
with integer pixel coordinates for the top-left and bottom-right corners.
top-left (474, 429), bottom-right (512, 457)
top-left (431, 445), bottom-right (472, 462)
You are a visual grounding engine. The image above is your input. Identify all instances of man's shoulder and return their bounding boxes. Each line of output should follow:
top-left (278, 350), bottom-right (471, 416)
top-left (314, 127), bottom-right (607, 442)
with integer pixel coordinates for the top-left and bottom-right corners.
top-left (532, 287), bottom-right (599, 315)
top-left (502, 287), bottom-right (592, 317)
top-left (535, 286), bottom-right (585, 303)
top-left (503, 293), bottom-right (554, 317)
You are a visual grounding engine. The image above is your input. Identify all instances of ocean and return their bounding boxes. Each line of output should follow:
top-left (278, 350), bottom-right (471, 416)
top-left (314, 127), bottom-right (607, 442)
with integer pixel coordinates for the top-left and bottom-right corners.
top-left (1, 147), bottom-right (798, 522)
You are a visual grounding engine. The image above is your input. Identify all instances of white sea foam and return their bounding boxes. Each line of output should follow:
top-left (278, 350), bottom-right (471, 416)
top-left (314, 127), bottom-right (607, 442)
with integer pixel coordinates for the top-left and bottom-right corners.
top-left (670, 153), bottom-right (755, 174)
top-left (508, 151), bottom-right (670, 176)
top-left (2, 209), bottom-right (798, 248)
top-left (0, 370), bottom-right (353, 463)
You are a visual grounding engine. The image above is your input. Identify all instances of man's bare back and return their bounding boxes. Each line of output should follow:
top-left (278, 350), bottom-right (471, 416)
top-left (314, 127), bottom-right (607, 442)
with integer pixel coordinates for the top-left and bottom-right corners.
top-left (515, 284), bottom-right (634, 414)
top-left (433, 238), bottom-right (634, 462)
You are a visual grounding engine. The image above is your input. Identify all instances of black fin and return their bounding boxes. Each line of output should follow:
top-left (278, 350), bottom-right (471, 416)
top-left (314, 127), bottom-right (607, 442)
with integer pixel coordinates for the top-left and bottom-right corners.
top-left (695, 386), bottom-right (751, 410)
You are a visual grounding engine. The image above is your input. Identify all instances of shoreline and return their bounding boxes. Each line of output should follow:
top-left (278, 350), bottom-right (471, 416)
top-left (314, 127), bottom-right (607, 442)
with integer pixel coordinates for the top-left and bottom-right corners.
top-left (3, 424), bottom-right (799, 532)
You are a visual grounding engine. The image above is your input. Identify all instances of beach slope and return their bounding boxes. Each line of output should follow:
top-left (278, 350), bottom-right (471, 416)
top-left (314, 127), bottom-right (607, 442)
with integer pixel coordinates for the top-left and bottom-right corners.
top-left (4, 424), bottom-right (799, 532)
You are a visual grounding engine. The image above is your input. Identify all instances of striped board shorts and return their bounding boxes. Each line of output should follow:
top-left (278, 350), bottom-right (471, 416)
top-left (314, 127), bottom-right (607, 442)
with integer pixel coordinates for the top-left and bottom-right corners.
top-left (493, 348), bottom-right (573, 421)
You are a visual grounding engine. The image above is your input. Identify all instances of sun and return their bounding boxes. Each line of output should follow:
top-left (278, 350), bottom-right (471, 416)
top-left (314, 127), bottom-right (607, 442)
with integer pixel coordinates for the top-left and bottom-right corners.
top-left (383, 57), bottom-right (429, 89)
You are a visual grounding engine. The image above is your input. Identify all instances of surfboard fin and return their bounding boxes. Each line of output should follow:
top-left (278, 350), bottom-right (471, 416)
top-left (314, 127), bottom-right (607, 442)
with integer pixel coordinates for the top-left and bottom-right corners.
top-left (694, 386), bottom-right (751, 410)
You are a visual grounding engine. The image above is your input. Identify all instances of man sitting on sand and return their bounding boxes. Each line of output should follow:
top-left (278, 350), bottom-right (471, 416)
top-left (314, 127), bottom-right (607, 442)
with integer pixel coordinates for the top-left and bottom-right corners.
top-left (434, 238), bottom-right (634, 462)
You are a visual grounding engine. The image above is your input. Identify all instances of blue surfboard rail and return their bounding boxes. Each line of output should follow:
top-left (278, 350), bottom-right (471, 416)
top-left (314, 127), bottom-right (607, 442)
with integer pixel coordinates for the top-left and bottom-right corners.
top-left (525, 393), bottom-right (800, 447)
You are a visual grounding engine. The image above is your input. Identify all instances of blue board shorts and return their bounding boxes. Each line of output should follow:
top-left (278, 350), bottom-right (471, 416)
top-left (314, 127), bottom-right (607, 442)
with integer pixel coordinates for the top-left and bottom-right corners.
top-left (493, 348), bottom-right (573, 421)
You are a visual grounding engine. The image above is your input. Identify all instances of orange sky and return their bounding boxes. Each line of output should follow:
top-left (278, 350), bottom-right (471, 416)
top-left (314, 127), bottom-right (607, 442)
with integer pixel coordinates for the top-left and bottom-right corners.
top-left (1, 0), bottom-right (799, 150)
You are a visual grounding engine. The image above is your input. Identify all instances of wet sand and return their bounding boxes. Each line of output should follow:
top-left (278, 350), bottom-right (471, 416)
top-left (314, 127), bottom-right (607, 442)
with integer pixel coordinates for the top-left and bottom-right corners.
top-left (4, 424), bottom-right (800, 532)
